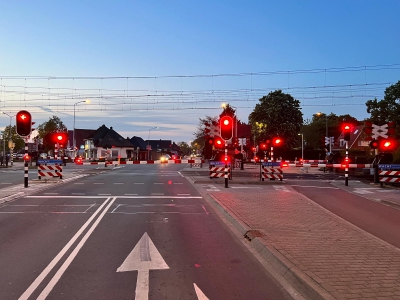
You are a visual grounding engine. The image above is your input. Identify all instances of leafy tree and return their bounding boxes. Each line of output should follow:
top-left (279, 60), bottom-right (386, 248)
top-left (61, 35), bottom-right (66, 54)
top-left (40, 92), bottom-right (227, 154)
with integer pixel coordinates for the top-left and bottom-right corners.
top-left (1, 125), bottom-right (25, 153)
top-left (366, 80), bottom-right (400, 138)
top-left (176, 141), bottom-right (190, 156)
top-left (192, 115), bottom-right (219, 146)
top-left (301, 113), bottom-right (361, 150)
top-left (248, 90), bottom-right (303, 149)
top-left (35, 116), bottom-right (68, 151)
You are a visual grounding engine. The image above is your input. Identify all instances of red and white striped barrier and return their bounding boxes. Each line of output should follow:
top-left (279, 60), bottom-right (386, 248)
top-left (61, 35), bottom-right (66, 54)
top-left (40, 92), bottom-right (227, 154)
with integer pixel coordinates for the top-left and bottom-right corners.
top-left (379, 170), bottom-right (400, 183)
top-left (286, 164), bottom-right (372, 168)
top-left (209, 172), bottom-right (225, 178)
top-left (38, 165), bottom-right (63, 179)
top-left (261, 167), bottom-right (283, 181)
top-left (81, 159), bottom-right (204, 165)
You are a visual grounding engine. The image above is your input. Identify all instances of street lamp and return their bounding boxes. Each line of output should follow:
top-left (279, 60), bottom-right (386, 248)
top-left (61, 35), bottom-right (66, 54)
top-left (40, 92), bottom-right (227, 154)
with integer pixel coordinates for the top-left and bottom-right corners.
top-left (73, 100), bottom-right (90, 158)
top-left (1, 111), bottom-right (15, 166)
top-left (298, 133), bottom-right (304, 162)
top-left (147, 126), bottom-right (158, 160)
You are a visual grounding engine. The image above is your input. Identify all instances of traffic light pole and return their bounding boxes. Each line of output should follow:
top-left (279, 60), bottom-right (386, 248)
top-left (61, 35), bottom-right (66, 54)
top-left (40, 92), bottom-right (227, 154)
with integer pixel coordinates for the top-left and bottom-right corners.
top-left (225, 141), bottom-right (228, 188)
top-left (24, 137), bottom-right (28, 188)
top-left (345, 141), bottom-right (349, 186)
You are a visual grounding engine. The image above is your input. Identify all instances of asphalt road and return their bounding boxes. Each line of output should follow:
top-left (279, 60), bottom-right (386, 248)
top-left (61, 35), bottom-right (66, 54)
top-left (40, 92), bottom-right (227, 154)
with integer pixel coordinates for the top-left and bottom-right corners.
top-left (0, 164), bottom-right (294, 300)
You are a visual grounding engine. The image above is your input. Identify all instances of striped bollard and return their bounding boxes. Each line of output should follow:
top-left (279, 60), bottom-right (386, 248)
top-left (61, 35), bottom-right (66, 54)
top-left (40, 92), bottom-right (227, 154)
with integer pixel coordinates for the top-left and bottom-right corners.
top-left (24, 140), bottom-right (28, 188)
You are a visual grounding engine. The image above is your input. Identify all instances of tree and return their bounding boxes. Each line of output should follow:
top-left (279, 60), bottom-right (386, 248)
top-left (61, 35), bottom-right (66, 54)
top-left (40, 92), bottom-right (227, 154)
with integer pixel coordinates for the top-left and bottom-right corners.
top-left (35, 116), bottom-right (68, 151)
top-left (176, 141), bottom-right (190, 156)
top-left (248, 90), bottom-right (303, 149)
top-left (366, 80), bottom-right (400, 138)
top-left (0, 125), bottom-right (25, 153)
top-left (302, 113), bottom-right (360, 150)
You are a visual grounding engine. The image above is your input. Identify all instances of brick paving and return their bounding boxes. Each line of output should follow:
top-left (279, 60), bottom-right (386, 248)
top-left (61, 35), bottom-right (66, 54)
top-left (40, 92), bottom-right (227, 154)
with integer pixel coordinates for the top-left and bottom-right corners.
top-left (189, 163), bottom-right (400, 300)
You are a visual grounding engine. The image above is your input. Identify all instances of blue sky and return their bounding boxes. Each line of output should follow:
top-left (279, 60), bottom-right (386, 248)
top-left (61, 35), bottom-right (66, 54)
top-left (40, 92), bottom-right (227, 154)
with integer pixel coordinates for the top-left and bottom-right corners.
top-left (1, 0), bottom-right (399, 144)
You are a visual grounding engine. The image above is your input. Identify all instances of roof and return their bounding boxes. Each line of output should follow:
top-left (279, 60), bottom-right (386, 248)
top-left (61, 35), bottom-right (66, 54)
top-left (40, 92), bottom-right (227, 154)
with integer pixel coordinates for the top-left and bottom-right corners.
top-left (130, 136), bottom-right (148, 150)
top-left (91, 125), bottom-right (134, 148)
top-left (147, 139), bottom-right (172, 150)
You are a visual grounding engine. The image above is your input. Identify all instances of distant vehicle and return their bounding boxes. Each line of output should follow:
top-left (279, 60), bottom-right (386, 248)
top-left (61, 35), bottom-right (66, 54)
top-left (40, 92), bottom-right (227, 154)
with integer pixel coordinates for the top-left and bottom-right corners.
top-left (74, 156), bottom-right (84, 164)
top-left (160, 154), bottom-right (171, 162)
top-left (16, 154), bottom-right (24, 159)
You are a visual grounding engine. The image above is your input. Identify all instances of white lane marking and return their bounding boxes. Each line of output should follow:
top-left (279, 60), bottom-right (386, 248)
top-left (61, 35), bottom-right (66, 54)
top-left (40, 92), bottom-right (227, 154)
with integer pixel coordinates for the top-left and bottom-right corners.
top-left (19, 198), bottom-right (113, 300)
top-left (111, 204), bottom-right (122, 213)
top-left (290, 185), bottom-right (339, 189)
top-left (353, 189), bottom-right (374, 194)
top-left (117, 232), bottom-right (169, 300)
top-left (35, 198), bottom-right (117, 300)
top-left (202, 205), bottom-right (210, 215)
top-left (194, 283), bottom-right (209, 300)
top-left (26, 195), bottom-right (203, 199)
top-left (177, 171), bottom-right (184, 177)
top-left (273, 185), bottom-right (290, 192)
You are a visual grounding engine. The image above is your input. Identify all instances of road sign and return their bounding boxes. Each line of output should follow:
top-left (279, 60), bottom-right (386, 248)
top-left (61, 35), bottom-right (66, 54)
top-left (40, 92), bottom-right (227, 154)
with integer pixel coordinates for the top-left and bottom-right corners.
top-left (379, 164), bottom-right (400, 170)
top-left (38, 159), bottom-right (63, 164)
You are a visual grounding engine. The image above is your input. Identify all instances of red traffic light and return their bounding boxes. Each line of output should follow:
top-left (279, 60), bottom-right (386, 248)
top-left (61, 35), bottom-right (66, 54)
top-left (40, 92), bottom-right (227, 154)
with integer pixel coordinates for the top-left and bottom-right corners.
top-left (369, 139), bottom-right (379, 149)
top-left (379, 138), bottom-right (397, 151)
top-left (23, 154), bottom-right (30, 161)
top-left (214, 137), bottom-right (224, 148)
top-left (272, 137), bottom-right (283, 147)
top-left (16, 110), bottom-right (32, 136)
top-left (342, 123), bottom-right (351, 141)
top-left (259, 143), bottom-right (267, 150)
top-left (53, 132), bottom-right (69, 147)
top-left (220, 116), bottom-right (233, 140)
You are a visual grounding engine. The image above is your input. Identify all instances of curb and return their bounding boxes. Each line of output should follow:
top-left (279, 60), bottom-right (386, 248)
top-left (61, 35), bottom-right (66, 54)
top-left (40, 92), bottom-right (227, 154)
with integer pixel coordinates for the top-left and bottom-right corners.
top-left (0, 192), bottom-right (26, 205)
top-left (186, 176), bottom-right (334, 300)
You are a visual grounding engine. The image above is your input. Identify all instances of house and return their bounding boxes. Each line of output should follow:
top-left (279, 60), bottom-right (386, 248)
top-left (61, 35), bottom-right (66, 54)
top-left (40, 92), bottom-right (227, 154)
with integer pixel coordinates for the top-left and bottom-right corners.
top-left (84, 125), bottom-right (135, 160)
top-left (129, 136), bottom-right (148, 161)
top-left (67, 129), bottom-right (96, 157)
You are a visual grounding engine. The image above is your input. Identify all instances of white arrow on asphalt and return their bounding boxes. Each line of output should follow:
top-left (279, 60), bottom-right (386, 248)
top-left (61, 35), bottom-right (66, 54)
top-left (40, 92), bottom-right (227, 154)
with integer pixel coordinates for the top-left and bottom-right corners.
top-left (194, 283), bottom-right (209, 300)
top-left (117, 232), bottom-right (169, 300)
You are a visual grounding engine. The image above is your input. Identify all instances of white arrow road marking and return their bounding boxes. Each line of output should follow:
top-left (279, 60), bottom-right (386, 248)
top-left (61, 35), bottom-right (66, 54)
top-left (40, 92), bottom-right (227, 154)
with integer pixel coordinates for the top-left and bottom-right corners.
top-left (194, 283), bottom-right (209, 300)
top-left (117, 232), bottom-right (169, 300)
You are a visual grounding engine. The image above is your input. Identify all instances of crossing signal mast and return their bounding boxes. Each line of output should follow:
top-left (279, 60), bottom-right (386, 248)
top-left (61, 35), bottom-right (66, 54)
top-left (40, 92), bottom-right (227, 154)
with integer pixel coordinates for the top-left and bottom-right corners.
top-left (16, 110), bottom-right (32, 188)
top-left (16, 110), bottom-right (32, 137)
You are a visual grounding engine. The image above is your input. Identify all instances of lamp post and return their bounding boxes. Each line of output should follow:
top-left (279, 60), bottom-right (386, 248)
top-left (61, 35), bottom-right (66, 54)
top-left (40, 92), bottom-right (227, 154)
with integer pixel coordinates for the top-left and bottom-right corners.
top-left (1, 111), bottom-right (14, 166)
top-left (298, 133), bottom-right (304, 162)
top-left (73, 100), bottom-right (90, 158)
top-left (147, 126), bottom-right (158, 160)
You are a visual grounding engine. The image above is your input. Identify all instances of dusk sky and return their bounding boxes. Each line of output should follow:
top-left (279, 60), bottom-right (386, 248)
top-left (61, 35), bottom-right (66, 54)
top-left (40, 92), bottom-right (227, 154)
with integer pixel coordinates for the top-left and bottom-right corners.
top-left (1, 1), bottom-right (399, 144)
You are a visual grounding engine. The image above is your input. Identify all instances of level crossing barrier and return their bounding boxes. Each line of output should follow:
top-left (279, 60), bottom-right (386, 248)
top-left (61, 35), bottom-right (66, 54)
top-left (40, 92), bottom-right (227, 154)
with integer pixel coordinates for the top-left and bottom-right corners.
top-left (261, 162), bottom-right (283, 181)
top-left (190, 162), bottom-right (202, 168)
top-left (209, 161), bottom-right (231, 179)
top-left (378, 164), bottom-right (400, 186)
top-left (37, 159), bottom-right (63, 179)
